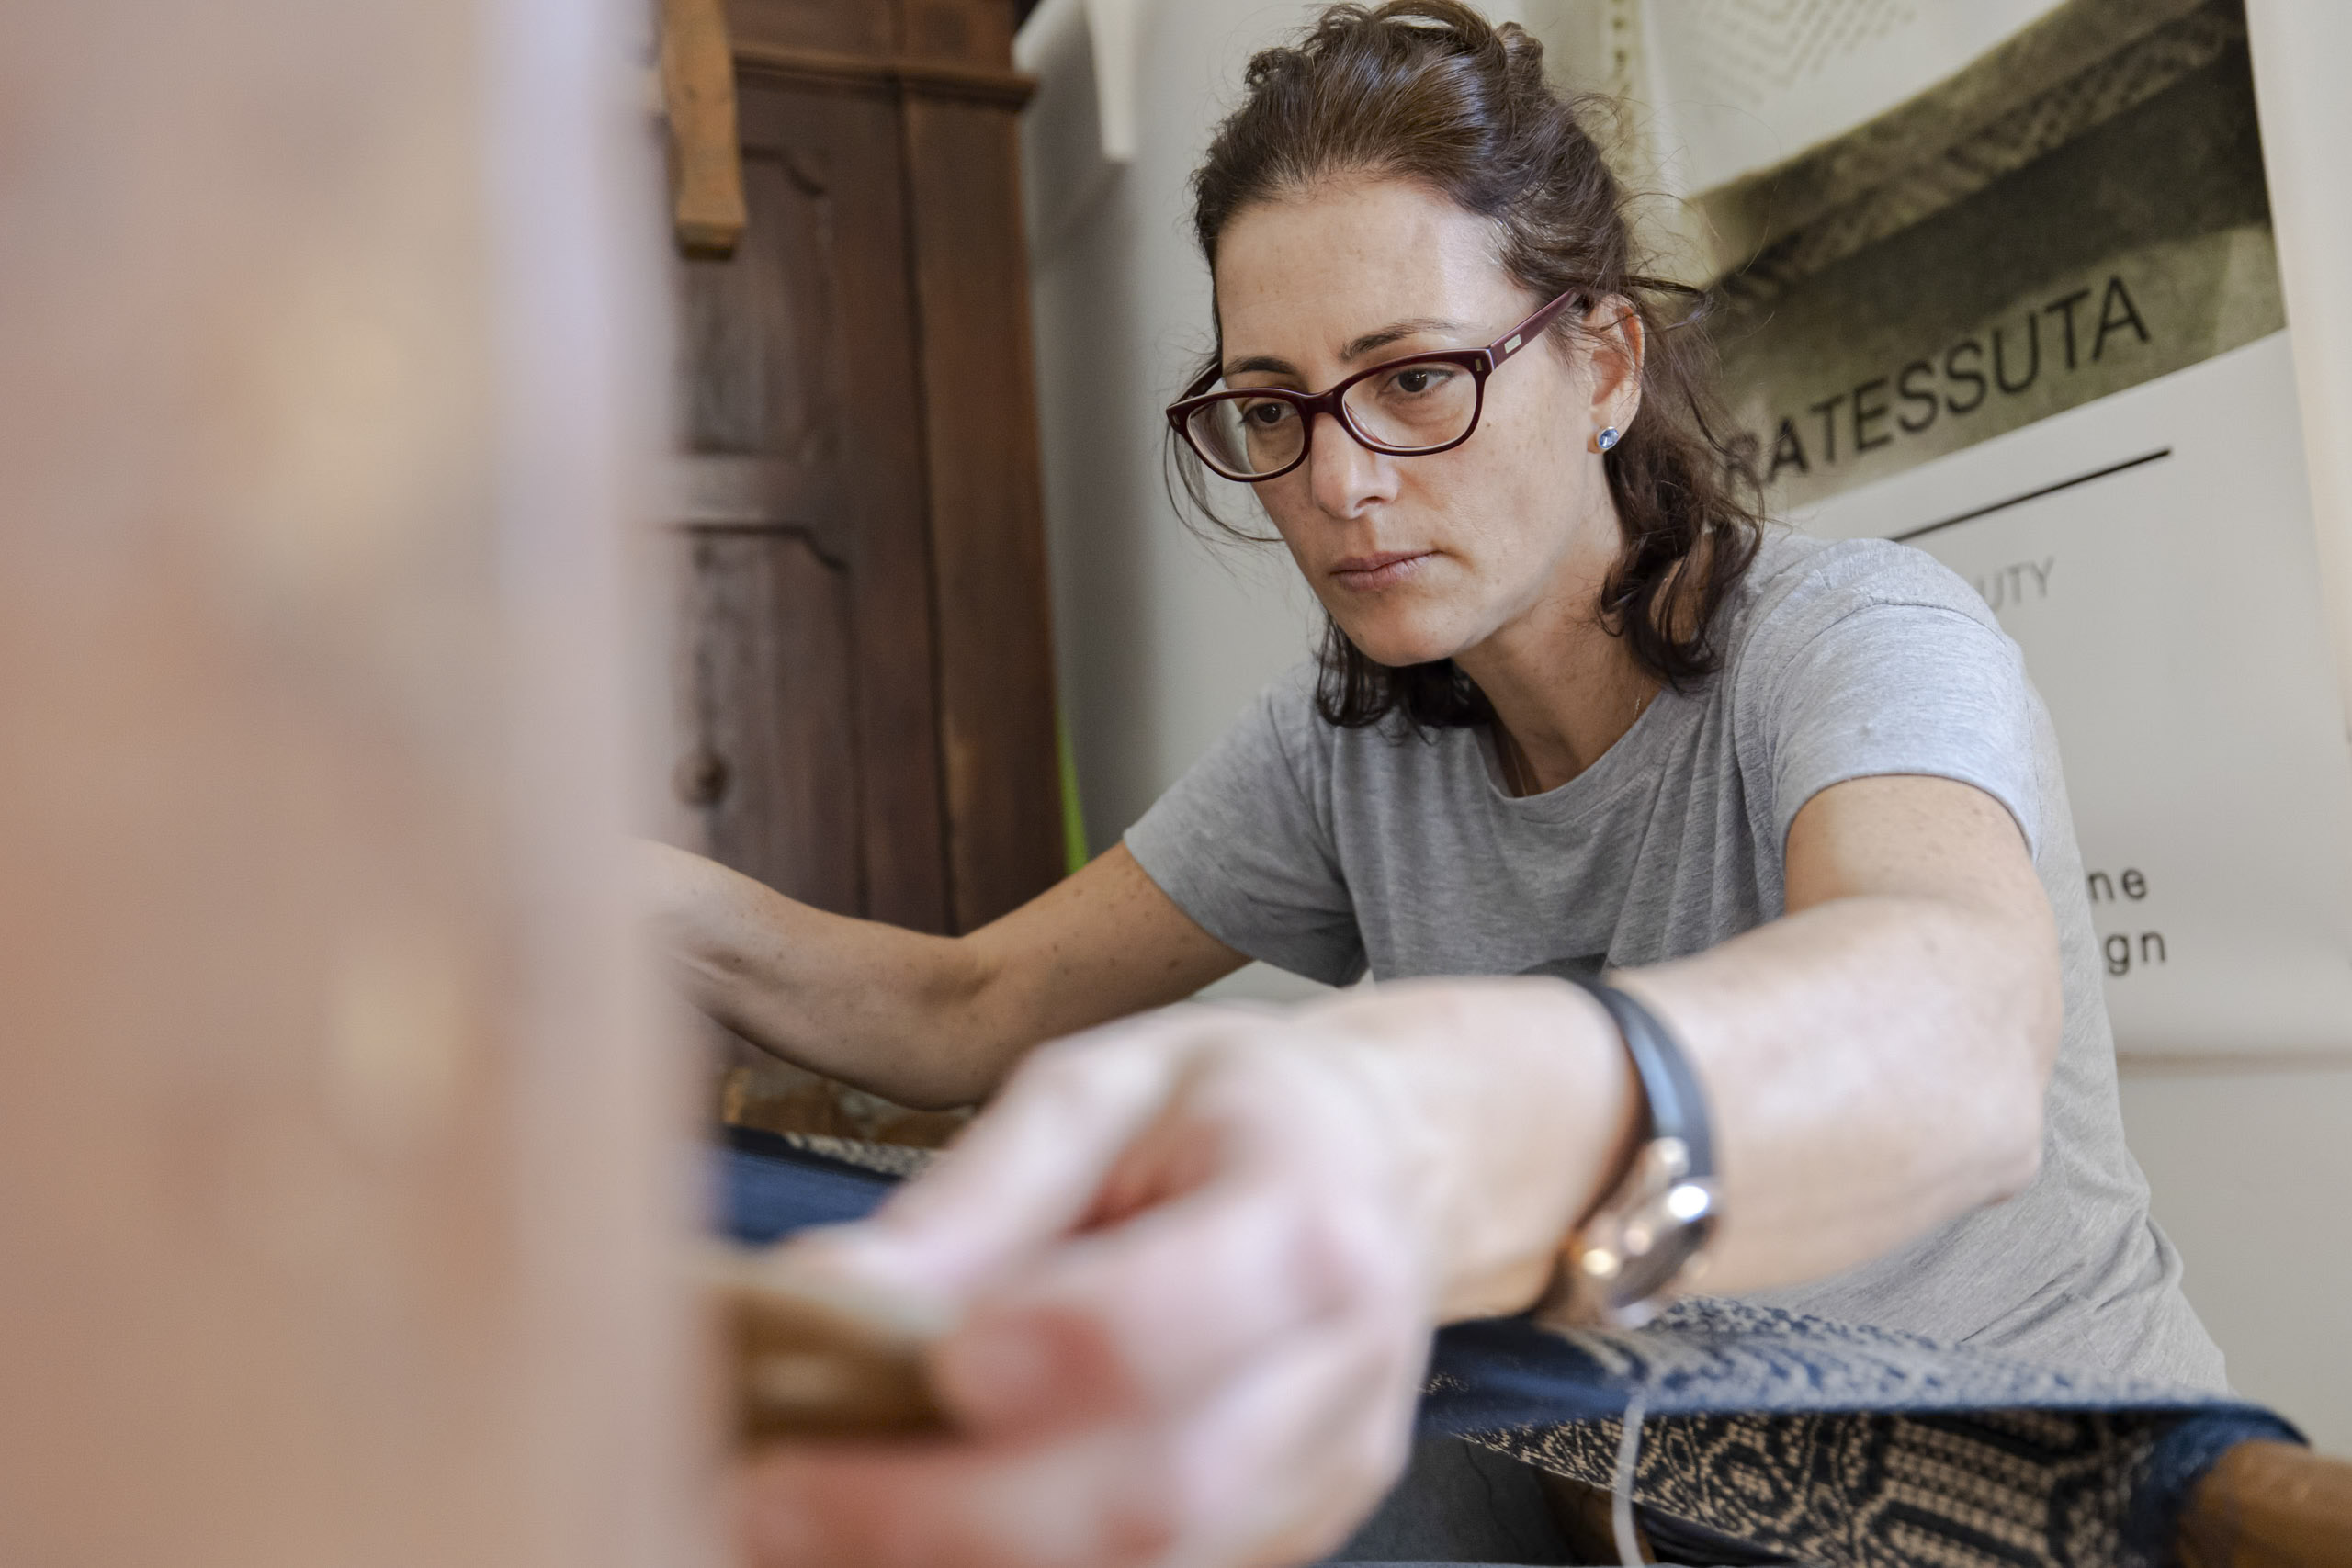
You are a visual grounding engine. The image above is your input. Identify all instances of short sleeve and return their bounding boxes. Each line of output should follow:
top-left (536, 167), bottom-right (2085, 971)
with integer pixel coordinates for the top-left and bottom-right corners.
top-left (1123, 669), bottom-right (1367, 985)
top-left (1744, 554), bottom-right (2042, 857)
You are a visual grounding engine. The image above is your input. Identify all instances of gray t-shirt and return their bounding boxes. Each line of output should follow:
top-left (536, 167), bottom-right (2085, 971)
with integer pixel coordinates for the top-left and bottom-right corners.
top-left (1125, 531), bottom-right (2224, 1388)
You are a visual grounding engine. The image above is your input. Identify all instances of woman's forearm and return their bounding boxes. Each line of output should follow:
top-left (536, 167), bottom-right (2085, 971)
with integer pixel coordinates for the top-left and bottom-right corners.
top-left (1298, 890), bottom-right (2052, 1322)
top-left (639, 842), bottom-right (1007, 1107)
top-left (1622, 890), bottom-right (2056, 1296)
top-left (640, 841), bottom-right (1250, 1110)
top-left (1300, 978), bottom-right (1639, 1321)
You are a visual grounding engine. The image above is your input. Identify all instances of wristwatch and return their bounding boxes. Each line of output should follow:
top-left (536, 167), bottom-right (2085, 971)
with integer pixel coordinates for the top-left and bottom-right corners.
top-left (1549, 976), bottom-right (1718, 1328)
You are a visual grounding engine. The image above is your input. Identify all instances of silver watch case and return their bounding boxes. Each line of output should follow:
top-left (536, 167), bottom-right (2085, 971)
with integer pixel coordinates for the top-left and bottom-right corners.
top-left (1563, 1135), bottom-right (1716, 1328)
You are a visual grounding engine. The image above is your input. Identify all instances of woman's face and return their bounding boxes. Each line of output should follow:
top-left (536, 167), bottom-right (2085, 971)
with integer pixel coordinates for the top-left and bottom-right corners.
top-left (1211, 178), bottom-right (1637, 668)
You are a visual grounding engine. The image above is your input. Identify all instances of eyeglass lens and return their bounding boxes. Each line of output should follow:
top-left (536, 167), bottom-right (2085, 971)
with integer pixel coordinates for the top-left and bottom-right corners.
top-left (1186, 357), bottom-right (1480, 478)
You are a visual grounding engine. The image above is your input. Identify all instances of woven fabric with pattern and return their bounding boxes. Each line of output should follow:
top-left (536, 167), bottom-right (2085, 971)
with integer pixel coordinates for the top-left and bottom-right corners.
top-left (718, 1134), bottom-right (2301, 1567)
top-left (1423, 1302), bottom-right (2299, 1568)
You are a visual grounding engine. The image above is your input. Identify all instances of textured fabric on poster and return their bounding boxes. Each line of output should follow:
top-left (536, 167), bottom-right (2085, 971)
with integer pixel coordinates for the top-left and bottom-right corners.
top-left (718, 1134), bottom-right (2300, 1568)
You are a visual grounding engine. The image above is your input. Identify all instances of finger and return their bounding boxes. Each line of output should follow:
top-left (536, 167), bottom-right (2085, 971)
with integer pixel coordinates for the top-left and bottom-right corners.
top-left (932, 1136), bottom-right (1417, 1431)
top-left (792, 1010), bottom-right (1233, 1296)
top-left (925, 1030), bottom-right (1439, 1432)
top-left (1152, 1301), bottom-right (1429, 1568)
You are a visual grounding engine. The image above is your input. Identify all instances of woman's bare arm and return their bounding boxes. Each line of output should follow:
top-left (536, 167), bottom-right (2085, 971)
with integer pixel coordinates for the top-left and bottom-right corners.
top-left (1289, 769), bottom-right (2061, 1313)
top-left (738, 774), bottom-right (2064, 1568)
top-left (1609, 770), bottom-right (2061, 1294)
top-left (640, 841), bottom-right (1248, 1109)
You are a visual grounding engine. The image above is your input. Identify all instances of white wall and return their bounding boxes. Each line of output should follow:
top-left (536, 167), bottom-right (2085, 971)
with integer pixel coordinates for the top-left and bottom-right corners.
top-left (2120, 1066), bottom-right (2352, 1452)
top-left (1021, 0), bottom-right (1329, 861)
top-left (2122, 0), bottom-right (2352, 1456)
top-left (1017, 0), bottom-right (2352, 1441)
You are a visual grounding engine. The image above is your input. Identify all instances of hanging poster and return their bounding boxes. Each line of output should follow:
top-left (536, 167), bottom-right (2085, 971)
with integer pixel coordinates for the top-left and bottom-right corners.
top-left (1630, 0), bottom-right (2352, 1055)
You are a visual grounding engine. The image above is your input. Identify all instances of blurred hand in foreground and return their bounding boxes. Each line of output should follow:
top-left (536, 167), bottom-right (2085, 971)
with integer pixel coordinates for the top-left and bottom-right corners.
top-left (732, 982), bottom-right (1634, 1568)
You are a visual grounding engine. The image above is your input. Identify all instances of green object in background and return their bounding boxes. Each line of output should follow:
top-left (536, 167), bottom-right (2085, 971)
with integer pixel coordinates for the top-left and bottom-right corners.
top-left (1057, 710), bottom-right (1090, 875)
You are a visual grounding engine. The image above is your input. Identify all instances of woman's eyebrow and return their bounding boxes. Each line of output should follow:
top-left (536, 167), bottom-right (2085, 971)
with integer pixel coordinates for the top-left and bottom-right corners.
top-left (1222, 353), bottom-right (1298, 378)
top-left (1341, 317), bottom-right (1466, 361)
top-left (1221, 318), bottom-right (1472, 382)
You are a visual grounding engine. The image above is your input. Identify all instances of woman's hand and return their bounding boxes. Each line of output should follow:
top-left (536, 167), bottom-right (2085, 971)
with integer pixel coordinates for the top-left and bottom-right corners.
top-left (733, 984), bottom-right (1633, 1568)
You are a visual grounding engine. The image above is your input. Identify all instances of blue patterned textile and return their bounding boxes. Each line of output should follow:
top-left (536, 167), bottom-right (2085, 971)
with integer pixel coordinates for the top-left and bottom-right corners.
top-left (718, 1131), bottom-right (2299, 1568)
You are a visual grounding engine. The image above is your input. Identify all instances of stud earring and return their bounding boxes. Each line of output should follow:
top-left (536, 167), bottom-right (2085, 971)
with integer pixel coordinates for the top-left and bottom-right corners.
top-left (1597, 426), bottom-right (1621, 452)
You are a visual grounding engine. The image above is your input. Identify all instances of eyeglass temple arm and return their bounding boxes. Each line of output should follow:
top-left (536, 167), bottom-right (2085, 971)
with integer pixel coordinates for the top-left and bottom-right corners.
top-left (1487, 286), bottom-right (1589, 367)
top-left (1173, 360), bottom-right (1227, 406)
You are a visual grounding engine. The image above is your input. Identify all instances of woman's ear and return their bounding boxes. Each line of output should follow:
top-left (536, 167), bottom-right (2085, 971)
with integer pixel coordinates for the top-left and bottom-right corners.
top-left (1584, 295), bottom-right (1645, 434)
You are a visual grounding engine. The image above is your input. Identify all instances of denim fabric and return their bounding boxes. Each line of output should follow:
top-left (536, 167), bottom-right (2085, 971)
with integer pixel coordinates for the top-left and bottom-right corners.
top-left (716, 1125), bottom-right (891, 1240)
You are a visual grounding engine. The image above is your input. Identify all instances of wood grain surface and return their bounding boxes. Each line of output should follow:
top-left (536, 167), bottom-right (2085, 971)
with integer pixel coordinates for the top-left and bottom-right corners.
top-left (669, 0), bottom-right (1060, 1143)
top-left (2182, 1441), bottom-right (2352, 1568)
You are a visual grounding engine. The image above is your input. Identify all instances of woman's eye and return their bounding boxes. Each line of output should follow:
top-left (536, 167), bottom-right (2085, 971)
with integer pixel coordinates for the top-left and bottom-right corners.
top-left (1392, 367), bottom-right (1447, 395)
top-left (1241, 400), bottom-right (1294, 427)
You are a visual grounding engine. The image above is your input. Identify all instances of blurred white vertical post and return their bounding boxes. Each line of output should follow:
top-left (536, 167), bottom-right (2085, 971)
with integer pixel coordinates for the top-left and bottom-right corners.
top-left (0, 0), bottom-right (700, 1562)
top-left (485, 0), bottom-right (705, 1562)
top-left (2246, 0), bottom-right (2352, 729)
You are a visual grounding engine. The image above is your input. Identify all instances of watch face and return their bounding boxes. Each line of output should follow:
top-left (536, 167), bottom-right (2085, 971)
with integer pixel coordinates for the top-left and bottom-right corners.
top-left (1575, 1141), bottom-right (1716, 1325)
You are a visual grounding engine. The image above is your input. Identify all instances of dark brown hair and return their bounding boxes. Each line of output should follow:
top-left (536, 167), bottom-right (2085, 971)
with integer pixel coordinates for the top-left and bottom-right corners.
top-left (1177, 0), bottom-right (1763, 729)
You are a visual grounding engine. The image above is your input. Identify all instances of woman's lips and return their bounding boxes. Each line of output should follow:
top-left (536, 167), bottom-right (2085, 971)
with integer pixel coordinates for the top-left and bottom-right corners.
top-left (1329, 550), bottom-right (1434, 590)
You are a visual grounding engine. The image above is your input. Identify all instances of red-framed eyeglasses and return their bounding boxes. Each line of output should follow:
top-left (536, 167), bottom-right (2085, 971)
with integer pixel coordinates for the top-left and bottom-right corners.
top-left (1166, 284), bottom-right (1587, 482)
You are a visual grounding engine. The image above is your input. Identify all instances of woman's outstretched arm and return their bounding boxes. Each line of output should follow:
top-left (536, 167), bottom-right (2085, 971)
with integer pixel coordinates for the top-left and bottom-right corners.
top-left (640, 840), bottom-right (1249, 1109)
top-left (734, 773), bottom-right (2063, 1568)
top-left (1605, 769), bottom-right (2061, 1296)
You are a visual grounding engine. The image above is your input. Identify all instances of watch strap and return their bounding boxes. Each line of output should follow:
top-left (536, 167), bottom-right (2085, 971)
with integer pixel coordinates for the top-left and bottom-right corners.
top-left (1555, 976), bottom-right (1718, 1325)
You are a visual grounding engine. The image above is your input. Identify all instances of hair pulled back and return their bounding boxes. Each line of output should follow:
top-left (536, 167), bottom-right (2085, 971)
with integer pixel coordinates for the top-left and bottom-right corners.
top-left (1182, 0), bottom-right (1762, 729)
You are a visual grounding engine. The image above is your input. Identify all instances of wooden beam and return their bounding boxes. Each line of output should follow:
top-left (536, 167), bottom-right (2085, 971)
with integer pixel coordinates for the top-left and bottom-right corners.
top-left (2180, 1441), bottom-right (2352, 1568)
top-left (663, 0), bottom-right (751, 255)
top-left (902, 91), bottom-right (1067, 930)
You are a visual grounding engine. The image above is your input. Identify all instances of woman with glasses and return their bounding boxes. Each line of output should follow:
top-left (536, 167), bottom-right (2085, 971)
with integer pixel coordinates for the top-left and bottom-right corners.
top-left (662, 5), bottom-right (2222, 1564)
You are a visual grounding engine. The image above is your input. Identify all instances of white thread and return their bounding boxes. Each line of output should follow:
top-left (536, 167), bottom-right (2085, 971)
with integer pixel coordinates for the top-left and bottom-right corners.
top-left (1611, 1385), bottom-right (1648, 1565)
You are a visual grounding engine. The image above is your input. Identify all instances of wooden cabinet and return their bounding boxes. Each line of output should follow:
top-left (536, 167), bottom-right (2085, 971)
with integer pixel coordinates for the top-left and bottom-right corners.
top-left (665, 0), bottom-right (1062, 1142)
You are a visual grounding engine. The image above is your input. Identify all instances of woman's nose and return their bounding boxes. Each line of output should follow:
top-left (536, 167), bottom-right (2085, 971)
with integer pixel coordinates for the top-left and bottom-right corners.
top-left (1305, 411), bottom-right (1397, 518)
